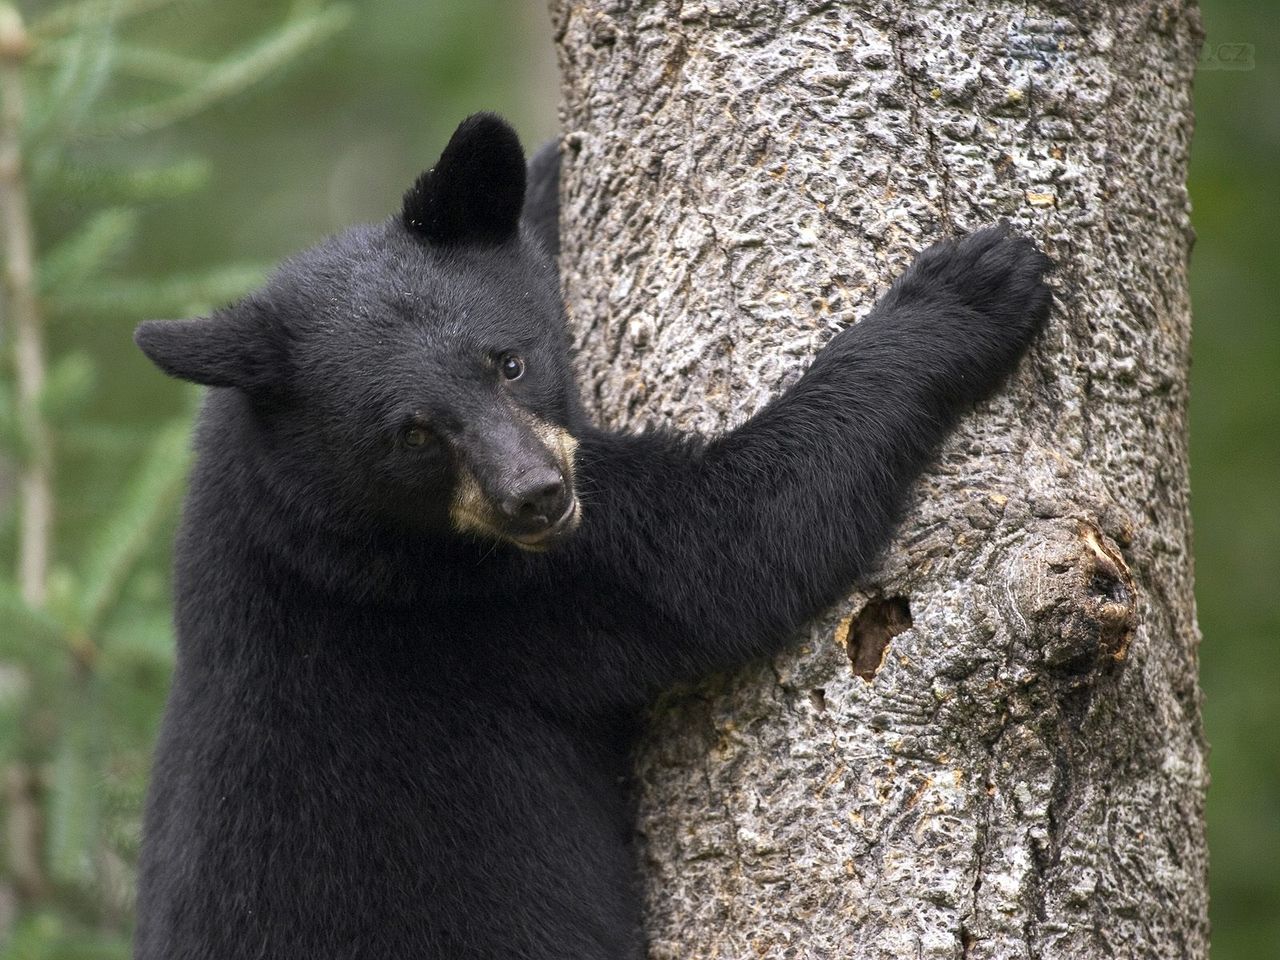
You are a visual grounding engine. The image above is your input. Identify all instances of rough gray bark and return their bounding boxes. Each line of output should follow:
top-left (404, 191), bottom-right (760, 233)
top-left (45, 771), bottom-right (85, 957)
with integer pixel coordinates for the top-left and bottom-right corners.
top-left (550, 1), bottom-right (1207, 958)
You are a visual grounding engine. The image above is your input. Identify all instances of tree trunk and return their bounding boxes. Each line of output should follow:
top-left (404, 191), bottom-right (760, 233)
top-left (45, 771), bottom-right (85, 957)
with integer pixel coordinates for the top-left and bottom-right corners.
top-left (550, 1), bottom-right (1207, 957)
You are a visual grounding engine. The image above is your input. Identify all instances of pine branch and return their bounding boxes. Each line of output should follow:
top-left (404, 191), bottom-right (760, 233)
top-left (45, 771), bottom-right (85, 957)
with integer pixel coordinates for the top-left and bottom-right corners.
top-left (84, 5), bottom-right (352, 137)
top-left (0, 0), bottom-right (354, 937)
top-left (34, 39), bottom-right (206, 86)
top-left (48, 262), bottom-right (270, 317)
top-left (27, 0), bottom-right (116, 158)
top-left (46, 683), bottom-right (103, 890)
top-left (29, 0), bottom-right (177, 39)
top-left (78, 415), bottom-right (192, 641)
top-left (38, 207), bottom-right (138, 294)
top-left (36, 157), bottom-right (211, 205)
top-left (38, 352), bottom-right (95, 424)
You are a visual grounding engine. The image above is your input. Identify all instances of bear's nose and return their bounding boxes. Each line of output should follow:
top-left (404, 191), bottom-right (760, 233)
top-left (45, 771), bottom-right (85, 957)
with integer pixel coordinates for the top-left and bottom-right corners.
top-left (500, 468), bottom-right (567, 528)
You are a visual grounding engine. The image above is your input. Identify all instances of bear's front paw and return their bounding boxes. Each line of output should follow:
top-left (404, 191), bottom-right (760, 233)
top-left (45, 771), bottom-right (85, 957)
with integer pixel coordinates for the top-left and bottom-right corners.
top-left (903, 222), bottom-right (1055, 348)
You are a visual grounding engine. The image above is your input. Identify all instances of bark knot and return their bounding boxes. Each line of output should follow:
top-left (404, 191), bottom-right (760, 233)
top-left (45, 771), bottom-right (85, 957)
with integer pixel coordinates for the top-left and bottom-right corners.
top-left (1003, 519), bottom-right (1138, 676)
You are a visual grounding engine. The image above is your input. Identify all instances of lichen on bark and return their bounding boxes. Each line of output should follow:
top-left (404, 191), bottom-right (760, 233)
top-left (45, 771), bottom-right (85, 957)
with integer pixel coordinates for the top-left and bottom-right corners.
top-left (550, 1), bottom-right (1207, 957)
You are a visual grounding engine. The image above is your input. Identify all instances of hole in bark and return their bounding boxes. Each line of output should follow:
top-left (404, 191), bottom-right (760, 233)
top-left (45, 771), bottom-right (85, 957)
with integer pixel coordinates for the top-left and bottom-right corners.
top-left (808, 688), bottom-right (827, 713)
top-left (849, 596), bottom-right (912, 682)
top-left (1089, 569), bottom-right (1127, 602)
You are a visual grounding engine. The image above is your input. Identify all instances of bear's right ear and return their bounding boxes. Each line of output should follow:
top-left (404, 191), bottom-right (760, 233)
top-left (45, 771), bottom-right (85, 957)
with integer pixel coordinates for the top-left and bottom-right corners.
top-left (134, 305), bottom-right (286, 393)
top-left (401, 112), bottom-right (527, 246)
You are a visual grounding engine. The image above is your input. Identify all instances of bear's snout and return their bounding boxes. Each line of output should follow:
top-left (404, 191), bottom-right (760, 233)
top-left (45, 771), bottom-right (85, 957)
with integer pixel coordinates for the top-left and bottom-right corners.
top-left (499, 467), bottom-right (571, 530)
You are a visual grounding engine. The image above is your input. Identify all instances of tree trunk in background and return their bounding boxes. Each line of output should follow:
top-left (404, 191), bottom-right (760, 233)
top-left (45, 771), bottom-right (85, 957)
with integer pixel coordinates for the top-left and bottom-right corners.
top-left (551, 1), bottom-right (1206, 957)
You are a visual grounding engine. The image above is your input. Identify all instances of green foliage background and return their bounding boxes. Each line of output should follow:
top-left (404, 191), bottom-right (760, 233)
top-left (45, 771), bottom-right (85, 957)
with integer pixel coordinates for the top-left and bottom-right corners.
top-left (0, 0), bottom-right (1273, 955)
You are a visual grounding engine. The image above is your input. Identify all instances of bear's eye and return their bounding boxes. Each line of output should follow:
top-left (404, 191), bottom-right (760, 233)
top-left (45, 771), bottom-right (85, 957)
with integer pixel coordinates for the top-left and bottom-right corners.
top-left (498, 353), bottom-right (525, 382)
top-left (403, 426), bottom-right (432, 448)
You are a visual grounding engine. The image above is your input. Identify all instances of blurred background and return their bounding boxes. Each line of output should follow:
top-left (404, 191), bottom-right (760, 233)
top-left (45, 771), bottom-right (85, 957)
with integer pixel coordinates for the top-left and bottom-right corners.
top-left (0, 0), bottom-right (1272, 956)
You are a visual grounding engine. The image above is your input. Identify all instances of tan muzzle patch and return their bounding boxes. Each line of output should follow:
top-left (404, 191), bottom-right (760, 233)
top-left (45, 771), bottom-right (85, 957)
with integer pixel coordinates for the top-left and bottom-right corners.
top-left (448, 418), bottom-right (579, 546)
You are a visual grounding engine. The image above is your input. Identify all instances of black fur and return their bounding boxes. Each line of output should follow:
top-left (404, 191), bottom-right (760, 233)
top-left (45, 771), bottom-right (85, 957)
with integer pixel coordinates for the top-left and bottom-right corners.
top-left (133, 113), bottom-right (1052, 960)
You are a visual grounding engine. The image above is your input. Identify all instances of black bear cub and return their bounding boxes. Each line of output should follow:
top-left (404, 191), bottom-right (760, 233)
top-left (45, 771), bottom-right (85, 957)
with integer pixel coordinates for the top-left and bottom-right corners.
top-left (133, 113), bottom-right (1052, 959)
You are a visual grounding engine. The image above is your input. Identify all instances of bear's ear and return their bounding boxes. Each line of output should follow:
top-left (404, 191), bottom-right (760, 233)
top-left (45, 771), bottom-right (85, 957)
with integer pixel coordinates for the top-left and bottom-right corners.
top-left (134, 304), bottom-right (286, 393)
top-left (402, 112), bottom-right (527, 246)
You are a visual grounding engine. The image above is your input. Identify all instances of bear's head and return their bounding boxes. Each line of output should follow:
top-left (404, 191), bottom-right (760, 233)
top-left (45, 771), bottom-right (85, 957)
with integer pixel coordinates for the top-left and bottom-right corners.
top-left (136, 114), bottom-right (582, 552)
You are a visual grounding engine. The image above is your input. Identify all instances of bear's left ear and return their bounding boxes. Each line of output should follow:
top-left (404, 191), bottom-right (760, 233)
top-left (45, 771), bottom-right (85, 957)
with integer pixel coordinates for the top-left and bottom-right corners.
top-left (402, 113), bottom-right (527, 246)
